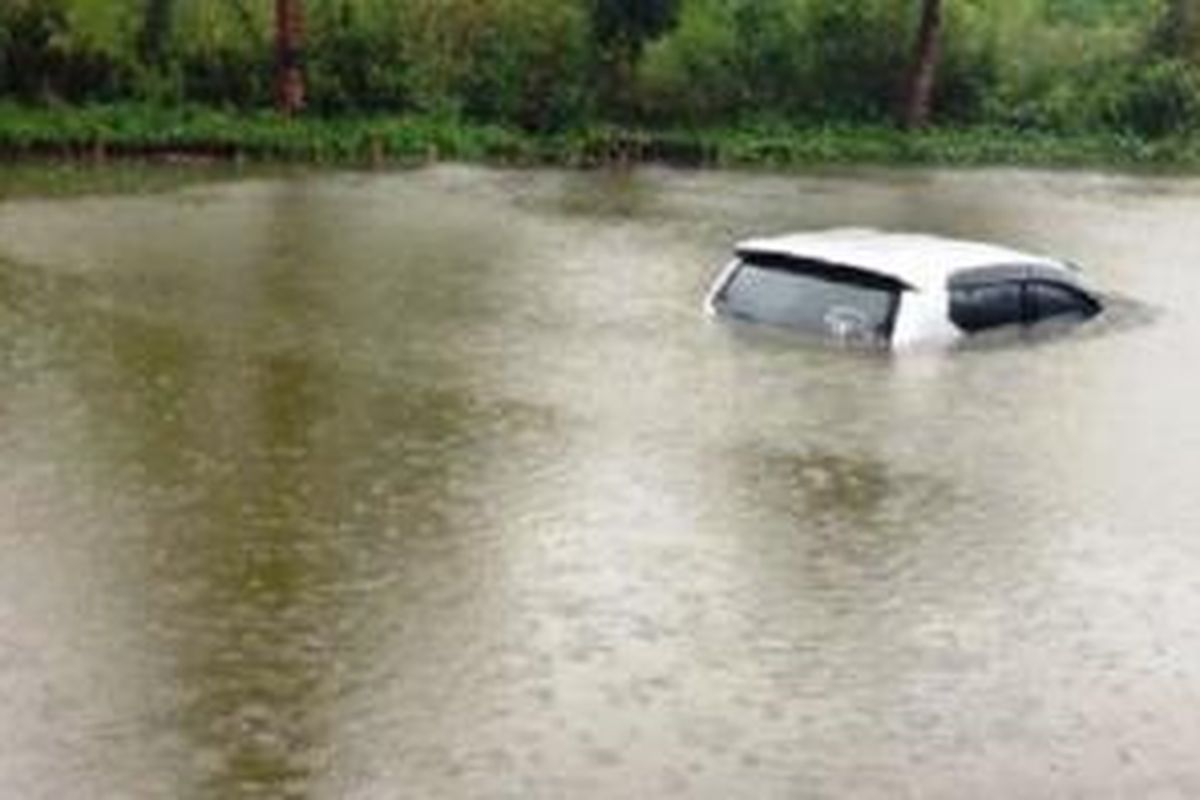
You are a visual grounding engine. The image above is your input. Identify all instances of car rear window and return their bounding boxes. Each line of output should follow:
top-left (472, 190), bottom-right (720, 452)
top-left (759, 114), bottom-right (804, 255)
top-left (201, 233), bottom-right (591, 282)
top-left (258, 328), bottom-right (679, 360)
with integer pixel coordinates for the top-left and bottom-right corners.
top-left (714, 256), bottom-right (901, 344)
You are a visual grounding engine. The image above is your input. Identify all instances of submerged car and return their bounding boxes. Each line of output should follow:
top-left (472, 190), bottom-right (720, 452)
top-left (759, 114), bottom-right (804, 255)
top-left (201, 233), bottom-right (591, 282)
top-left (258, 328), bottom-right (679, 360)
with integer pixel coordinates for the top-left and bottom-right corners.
top-left (706, 228), bottom-right (1103, 348)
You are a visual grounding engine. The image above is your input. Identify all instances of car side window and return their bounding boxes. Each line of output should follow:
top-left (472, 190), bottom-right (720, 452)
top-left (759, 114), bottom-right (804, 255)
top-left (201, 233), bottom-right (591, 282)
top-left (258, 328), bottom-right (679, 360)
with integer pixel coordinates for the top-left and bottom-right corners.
top-left (1026, 281), bottom-right (1097, 323)
top-left (949, 281), bottom-right (1024, 333)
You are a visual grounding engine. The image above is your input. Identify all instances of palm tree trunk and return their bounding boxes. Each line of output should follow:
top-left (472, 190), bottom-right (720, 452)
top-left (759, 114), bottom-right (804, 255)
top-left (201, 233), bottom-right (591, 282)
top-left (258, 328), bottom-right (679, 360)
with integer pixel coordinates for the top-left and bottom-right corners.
top-left (275, 0), bottom-right (306, 114)
top-left (901, 0), bottom-right (943, 129)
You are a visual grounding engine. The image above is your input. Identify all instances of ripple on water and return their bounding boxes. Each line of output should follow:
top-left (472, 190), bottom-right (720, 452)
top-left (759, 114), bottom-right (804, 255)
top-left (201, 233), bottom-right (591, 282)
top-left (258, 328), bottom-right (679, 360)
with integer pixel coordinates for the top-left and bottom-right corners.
top-left (2, 164), bottom-right (1200, 799)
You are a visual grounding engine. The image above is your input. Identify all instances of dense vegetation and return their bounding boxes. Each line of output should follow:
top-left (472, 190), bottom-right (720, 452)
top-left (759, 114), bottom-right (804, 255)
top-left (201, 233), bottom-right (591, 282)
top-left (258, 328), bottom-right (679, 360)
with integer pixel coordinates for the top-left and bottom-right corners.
top-left (2, 0), bottom-right (1199, 163)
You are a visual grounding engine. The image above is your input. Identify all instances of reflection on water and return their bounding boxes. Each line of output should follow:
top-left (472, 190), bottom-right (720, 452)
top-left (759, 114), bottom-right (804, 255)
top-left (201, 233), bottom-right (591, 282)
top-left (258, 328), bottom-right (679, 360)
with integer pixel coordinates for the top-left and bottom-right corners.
top-left (3, 165), bottom-right (1200, 799)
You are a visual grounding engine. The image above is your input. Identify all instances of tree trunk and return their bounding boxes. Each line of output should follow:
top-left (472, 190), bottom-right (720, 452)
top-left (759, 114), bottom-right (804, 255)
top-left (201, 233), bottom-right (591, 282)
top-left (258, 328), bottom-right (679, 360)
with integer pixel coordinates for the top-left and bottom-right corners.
top-left (901, 0), bottom-right (943, 130)
top-left (275, 0), bottom-right (306, 114)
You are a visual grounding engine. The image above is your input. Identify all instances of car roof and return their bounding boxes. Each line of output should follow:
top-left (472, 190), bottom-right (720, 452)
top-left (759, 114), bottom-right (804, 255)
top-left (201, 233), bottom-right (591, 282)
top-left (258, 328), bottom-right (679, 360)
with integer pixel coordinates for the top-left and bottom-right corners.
top-left (735, 228), bottom-right (1071, 292)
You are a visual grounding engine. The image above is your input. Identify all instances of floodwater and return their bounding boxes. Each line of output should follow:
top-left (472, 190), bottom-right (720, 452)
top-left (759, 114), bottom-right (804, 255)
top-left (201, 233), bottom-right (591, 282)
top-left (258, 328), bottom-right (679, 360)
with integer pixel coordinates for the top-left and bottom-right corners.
top-left (1, 163), bottom-right (1199, 799)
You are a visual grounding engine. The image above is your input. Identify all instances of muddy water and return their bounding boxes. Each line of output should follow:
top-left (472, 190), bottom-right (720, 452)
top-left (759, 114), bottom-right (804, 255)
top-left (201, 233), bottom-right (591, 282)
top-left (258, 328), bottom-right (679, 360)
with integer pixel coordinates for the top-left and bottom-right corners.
top-left (1, 164), bottom-right (1199, 799)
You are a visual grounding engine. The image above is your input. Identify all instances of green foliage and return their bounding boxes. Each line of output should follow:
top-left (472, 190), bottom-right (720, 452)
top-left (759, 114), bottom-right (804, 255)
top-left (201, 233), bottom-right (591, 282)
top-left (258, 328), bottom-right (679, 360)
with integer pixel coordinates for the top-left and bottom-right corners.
top-left (137, 0), bottom-right (174, 65)
top-left (8, 102), bottom-right (1200, 170)
top-left (0, 0), bottom-right (1198, 137)
top-left (305, 3), bottom-right (409, 114)
top-left (459, 0), bottom-right (592, 130)
top-left (0, 0), bottom-right (128, 102)
top-left (635, 0), bottom-right (743, 122)
top-left (586, 0), bottom-right (680, 117)
top-left (1150, 0), bottom-right (1200, 62)
top-left (302, 0), bottom-right (591, 128)
top-left (1104, 59), bottom-right (1200, 135)
top-left (170, 0), bottom-right (271, 108)
top-left (178, 45), bottom-right (270, 108)
top-left (640, 0), bottom-right (908, 123)
top-left (801, 0), bottom-right (909, 119)
top-left (590, 0), bottom-right (680, 50)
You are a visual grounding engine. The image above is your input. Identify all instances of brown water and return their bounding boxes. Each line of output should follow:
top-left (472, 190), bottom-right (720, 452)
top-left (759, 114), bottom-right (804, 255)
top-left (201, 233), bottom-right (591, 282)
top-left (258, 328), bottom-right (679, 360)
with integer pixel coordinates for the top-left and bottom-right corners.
top-left (1, 164), bottom-right (1199, 799)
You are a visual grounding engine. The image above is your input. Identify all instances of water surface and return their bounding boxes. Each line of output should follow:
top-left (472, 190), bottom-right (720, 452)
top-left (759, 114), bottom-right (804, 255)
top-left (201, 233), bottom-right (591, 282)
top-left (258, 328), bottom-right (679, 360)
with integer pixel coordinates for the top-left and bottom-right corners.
top-left (2, 164), bottom-right (1199, 799)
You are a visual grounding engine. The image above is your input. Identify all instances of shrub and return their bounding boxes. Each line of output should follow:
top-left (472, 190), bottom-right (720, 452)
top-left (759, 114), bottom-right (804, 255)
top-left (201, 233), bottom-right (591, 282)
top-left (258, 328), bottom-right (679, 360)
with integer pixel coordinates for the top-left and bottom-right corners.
top-left (178, 46), bottom-right (270, 109)
top-left (462, 0), bottom-right (591, 130)
top-left (0, 0), bottom-right (127, 102)
top-left (1106, 59), bottom-right (1200, 135)
top-left (306, 4), bottom-right (411, 114)
top-left (638, 0), bottom-right (907, 125)
top-left (637, 0), bottom-right (743, 123)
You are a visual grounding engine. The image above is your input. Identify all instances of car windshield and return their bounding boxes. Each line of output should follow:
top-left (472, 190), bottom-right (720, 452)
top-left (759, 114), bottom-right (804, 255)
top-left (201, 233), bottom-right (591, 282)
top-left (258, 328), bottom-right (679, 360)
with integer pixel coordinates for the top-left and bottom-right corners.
top-left (714, 256), bottom-right (901, 344)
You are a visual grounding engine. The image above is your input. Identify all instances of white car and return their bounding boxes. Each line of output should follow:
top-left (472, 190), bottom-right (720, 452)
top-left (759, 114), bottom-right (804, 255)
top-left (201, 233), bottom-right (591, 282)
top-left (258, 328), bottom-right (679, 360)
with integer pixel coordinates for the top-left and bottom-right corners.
top-left (705, 228), bottom-right (1103, 348)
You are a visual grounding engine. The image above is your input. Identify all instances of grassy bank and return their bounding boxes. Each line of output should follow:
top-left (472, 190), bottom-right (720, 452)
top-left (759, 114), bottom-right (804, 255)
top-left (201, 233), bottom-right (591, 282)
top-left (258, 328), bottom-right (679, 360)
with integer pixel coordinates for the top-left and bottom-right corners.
top-left (4, 105), bottom-right (1200, 171)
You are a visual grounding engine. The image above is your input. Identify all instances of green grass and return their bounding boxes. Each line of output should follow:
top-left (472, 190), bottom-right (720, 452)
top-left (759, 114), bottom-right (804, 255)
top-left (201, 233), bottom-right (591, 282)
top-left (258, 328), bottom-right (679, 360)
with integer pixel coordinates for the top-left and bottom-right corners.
top-left (0, 104), bottom-right (535, 163)
top-left (4, 104), bottom-right (1200, 171)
